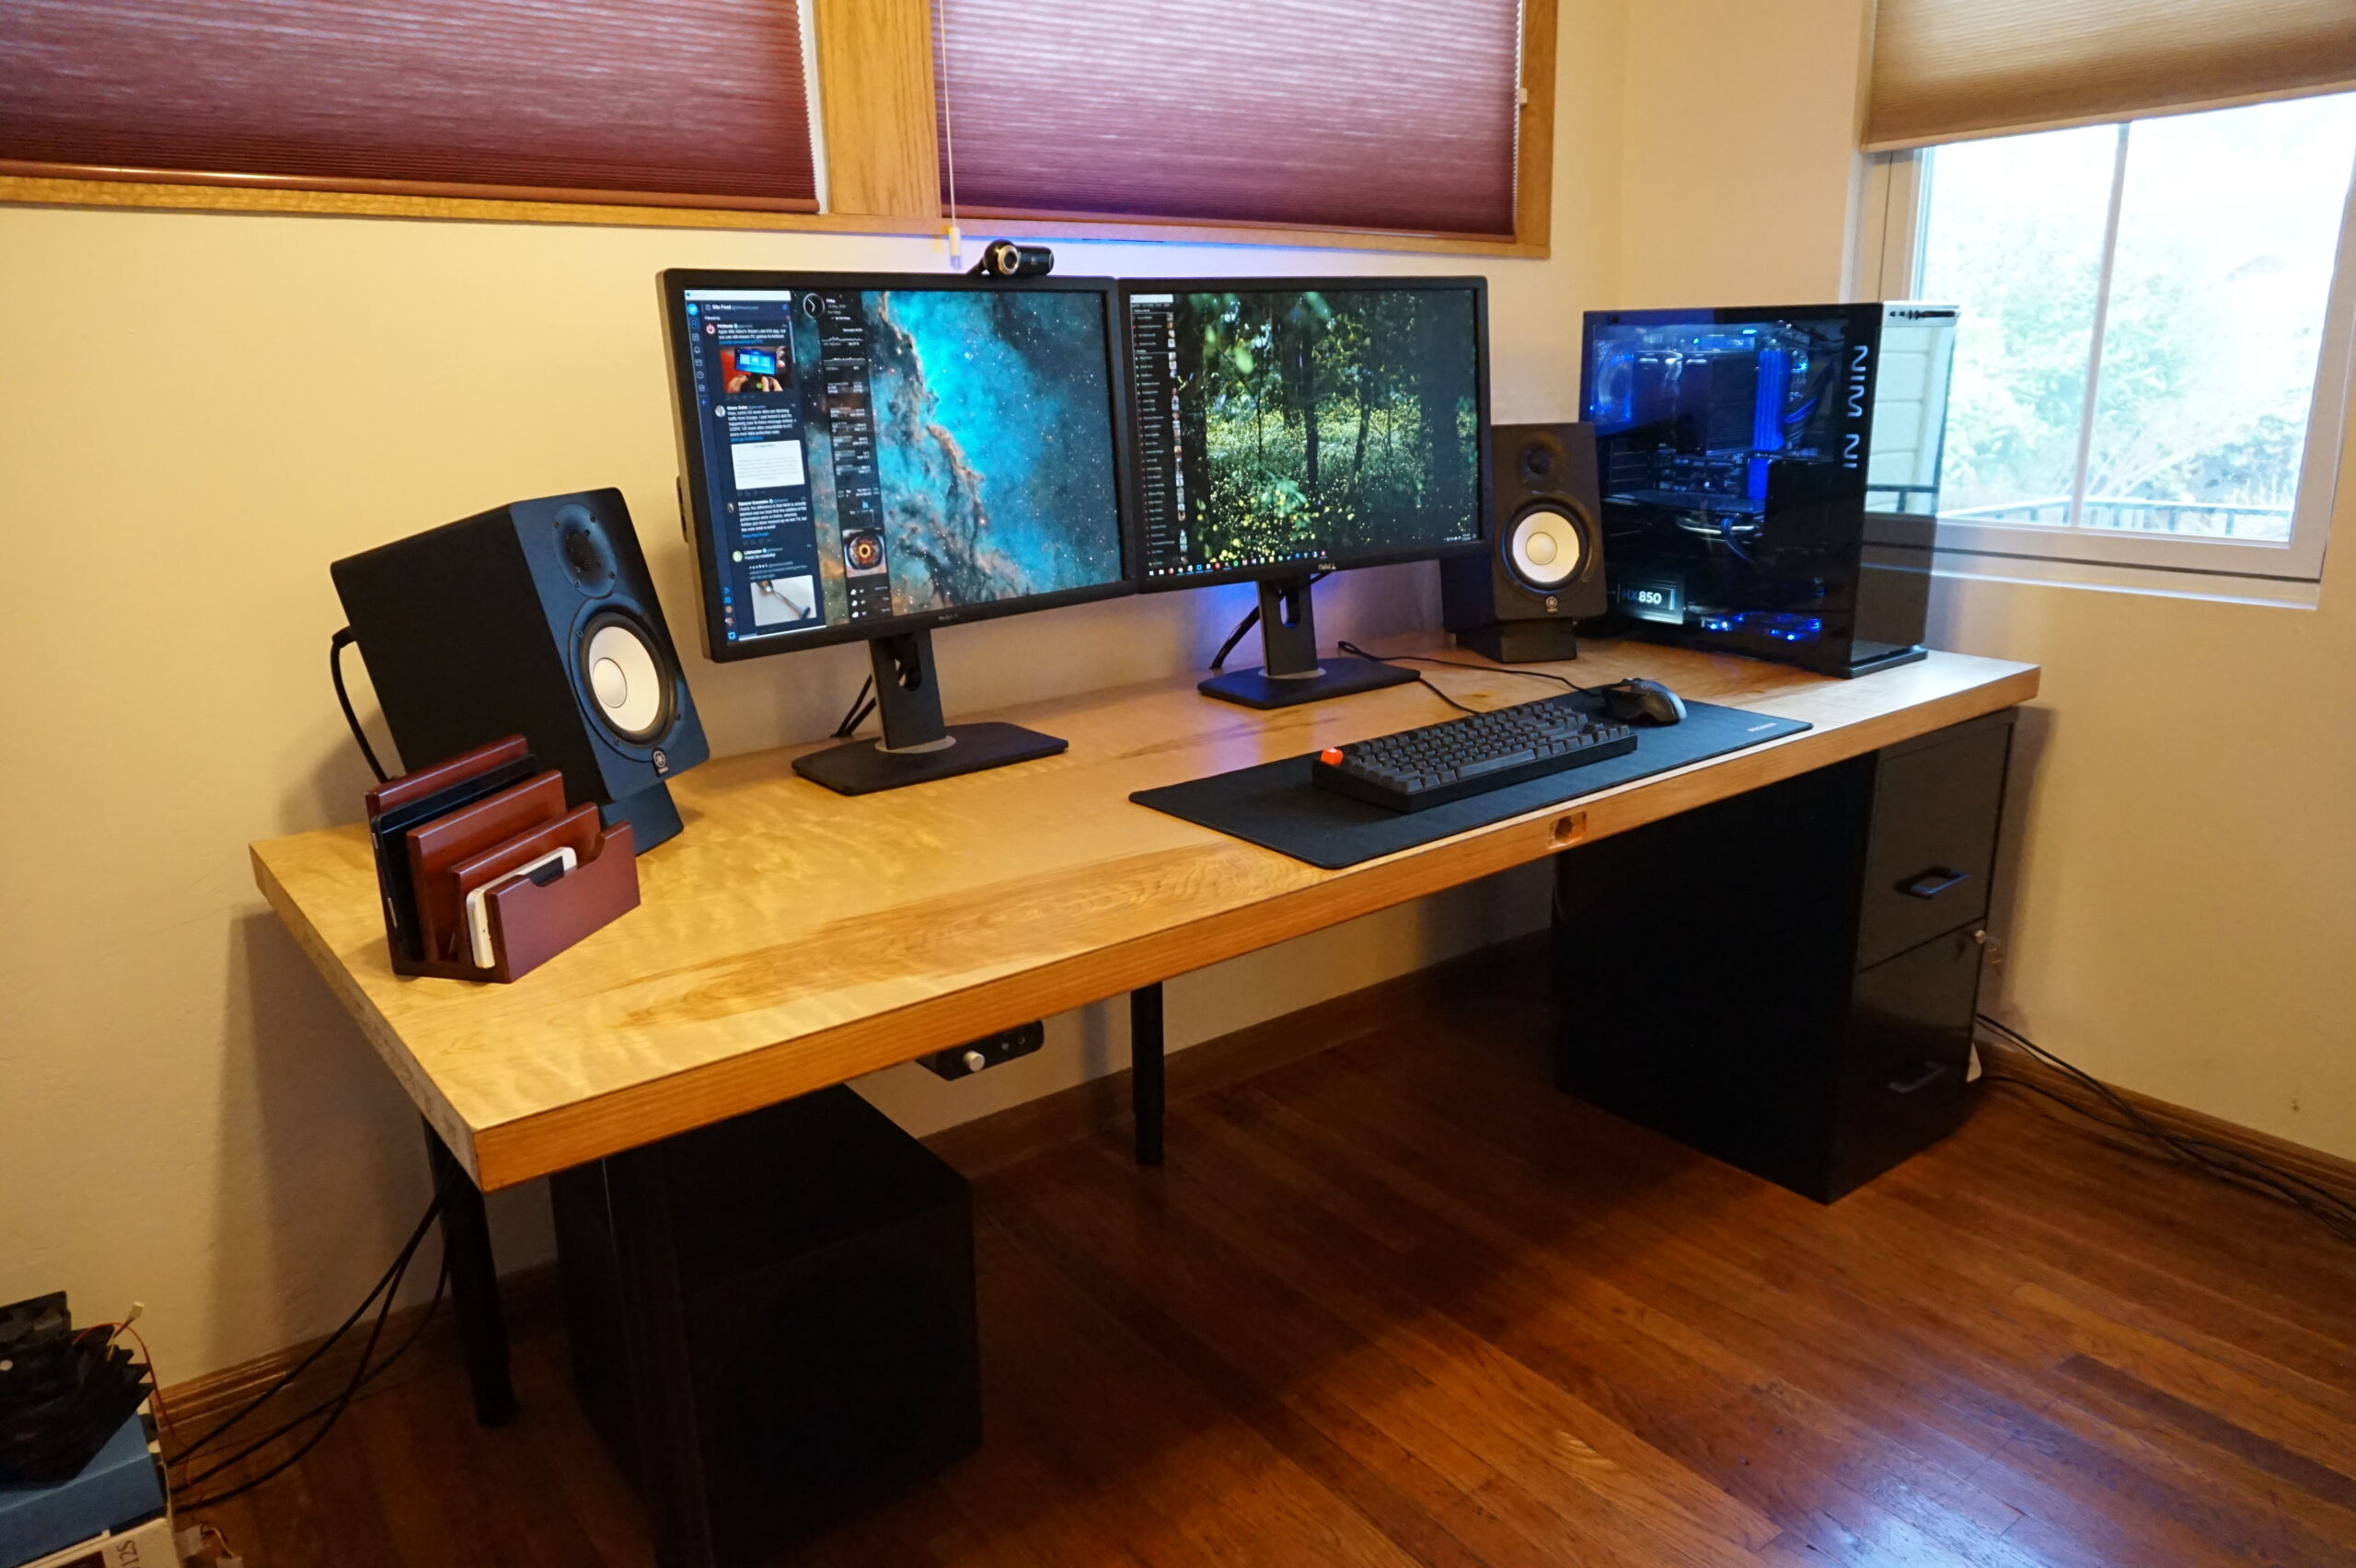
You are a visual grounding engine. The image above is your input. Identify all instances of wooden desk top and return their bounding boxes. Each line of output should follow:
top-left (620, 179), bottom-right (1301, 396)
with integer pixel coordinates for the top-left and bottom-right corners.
top-left (250, 637), bottom-right (2038, 1189)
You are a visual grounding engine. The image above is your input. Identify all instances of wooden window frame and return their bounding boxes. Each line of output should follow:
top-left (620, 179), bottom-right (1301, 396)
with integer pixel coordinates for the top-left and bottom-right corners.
top-left (1853, 120), bottom-right (2356, 606)
top-left (0, 0), bottom-right (1553, 259)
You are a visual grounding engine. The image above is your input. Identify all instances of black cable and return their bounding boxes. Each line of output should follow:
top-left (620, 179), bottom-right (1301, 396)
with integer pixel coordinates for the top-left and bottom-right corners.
top-left (1208, 606), bottom-right (1261, 672)
top-left (1977, 1017), bottom-right (2356, 1242)
top-left (178, 1233), bottom-right (422, 1494)
top-left (180, 1229), bottom-right (445, 1484)
top-left (1982, 1072), bottom-right (2356, 1240)
top-left (1337, 640), bottom-right (1594, 697)
top-left (329, 628), bottom-right (389, 784)
top-left (1980, 1019), bottom-right (2356, 1231)
top-left (1207, 570), bottom-right (1332, 671)
top-left (832, 674), bottom-right (877, 740)
top-left (175, 1184), bottom-right (445, 1463)
top-left (177, 1243), bottom-right (450, 1506)
top-left (1332, 641), bottom-right (1480, 715)
top-left (1979, 1016), bottom-right (2351, 1215)
top-left (1336, 640), bottom-right (1595, 719)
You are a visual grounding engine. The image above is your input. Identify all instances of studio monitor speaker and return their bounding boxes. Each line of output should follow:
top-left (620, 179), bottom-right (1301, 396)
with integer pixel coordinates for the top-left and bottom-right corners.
top-left (552, 1088), bottom-right (982, 1562)
top-left (1441, 421), bottom-right (1609, 662)
top-left (331, 489), bottom-right (709, 851)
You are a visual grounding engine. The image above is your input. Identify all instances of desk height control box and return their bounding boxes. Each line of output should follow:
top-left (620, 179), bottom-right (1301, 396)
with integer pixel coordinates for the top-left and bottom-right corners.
top-left (1581, 302), bottom-right (1958, 677)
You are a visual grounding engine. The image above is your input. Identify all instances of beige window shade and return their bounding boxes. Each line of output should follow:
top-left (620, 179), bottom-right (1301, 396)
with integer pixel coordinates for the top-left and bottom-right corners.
top-left (0, 0), bottom-right (817, 209)
top-left (931, 0), bottom-right (1522, 236)
top-left (1866, 0), bottom-right (2356, 150)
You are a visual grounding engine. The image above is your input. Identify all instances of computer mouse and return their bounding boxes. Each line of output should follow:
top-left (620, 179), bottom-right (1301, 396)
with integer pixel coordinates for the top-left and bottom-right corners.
top-left (1600, 677), bottom-right (1687, 726)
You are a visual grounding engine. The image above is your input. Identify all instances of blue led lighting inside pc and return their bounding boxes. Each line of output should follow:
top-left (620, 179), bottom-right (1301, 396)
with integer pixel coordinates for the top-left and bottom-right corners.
top-left (1581, 303), bottom-right (1958, 678)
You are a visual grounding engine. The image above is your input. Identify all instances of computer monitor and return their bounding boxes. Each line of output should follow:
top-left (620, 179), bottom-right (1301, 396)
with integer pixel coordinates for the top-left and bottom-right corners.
top-left (1123, 278), bottom-right (1490, 708)
top-left (661, 271), bottom-right (1136, 792)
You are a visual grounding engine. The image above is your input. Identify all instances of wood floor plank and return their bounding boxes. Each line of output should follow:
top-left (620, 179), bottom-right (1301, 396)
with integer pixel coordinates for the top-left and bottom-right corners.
top-left (181, 949), bottom-right (2356, 1567)
top-left (1207, 1069), bottom-right (2056, 1568)
top-left (1170, 1105), bottom-right (1784, 1558)
top-left (1005, 1136), bottom-right (1764, 1568)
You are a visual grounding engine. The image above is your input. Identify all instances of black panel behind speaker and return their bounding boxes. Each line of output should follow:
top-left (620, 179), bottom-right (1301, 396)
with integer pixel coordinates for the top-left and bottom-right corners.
top-left (330, 489), bottom-right (710, 851)
top-left (552, 1088), bottom-right (981, 1563)
top-left (1442, 421), bottom-right (1609, 662)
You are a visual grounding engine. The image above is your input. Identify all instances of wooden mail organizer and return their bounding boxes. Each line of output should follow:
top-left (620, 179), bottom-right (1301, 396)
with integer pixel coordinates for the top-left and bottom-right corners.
top-left (362, 735), bottom-right (641, 985)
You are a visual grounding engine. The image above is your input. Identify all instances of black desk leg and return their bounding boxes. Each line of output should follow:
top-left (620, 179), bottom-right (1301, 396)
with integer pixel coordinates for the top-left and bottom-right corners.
top-left (1130, 984), bottom-right (1165, 1167)
top-left (422, 1119), bottom-right (517, 1427)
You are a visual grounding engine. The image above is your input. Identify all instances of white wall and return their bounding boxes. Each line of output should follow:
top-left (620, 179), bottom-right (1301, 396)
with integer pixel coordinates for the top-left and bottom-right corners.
top-left (1619, 0), bottom-right (2356, 1163)
top-left (0, 6), bottom-right (1625, 1383)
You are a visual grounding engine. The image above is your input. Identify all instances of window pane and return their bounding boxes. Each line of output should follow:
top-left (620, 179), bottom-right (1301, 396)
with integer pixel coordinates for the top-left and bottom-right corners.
top-left (2083, 95), bottom-right (2356, 541)
top-left (1919, 125), bottom-right (2119, 524)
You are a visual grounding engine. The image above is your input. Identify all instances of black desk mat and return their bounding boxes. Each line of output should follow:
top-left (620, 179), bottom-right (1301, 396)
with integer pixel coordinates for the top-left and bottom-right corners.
top-left (1131, 698), bottom-right (1810, 869)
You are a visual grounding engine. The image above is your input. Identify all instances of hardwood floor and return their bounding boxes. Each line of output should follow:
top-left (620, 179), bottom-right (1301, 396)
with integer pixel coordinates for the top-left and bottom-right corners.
top-left (183, 951), bottom-right (2356, 1566)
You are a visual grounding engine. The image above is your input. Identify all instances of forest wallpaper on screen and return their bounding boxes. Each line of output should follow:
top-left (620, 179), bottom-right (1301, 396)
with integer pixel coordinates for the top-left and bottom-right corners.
top-left (1175, 289), bottom-right (1480, 567)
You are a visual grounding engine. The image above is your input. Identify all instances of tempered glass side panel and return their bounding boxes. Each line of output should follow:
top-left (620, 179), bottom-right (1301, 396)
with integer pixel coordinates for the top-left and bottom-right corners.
top-left (1865, 313), bottom-right (1958, 518)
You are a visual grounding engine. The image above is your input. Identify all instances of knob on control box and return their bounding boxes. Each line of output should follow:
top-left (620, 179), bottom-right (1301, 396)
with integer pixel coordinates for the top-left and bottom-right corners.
top-left (922, 1020), bottom-right (1046, 1079)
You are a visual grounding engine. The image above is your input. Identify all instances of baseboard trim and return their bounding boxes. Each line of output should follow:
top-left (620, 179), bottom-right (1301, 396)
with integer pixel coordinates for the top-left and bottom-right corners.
top-left (1977, 1034), bottom-right (2356, 1206)
top-left (156, 1262), bottom-right (562, 1458)
top-left (923, 932), bottom-right (1550, 1179)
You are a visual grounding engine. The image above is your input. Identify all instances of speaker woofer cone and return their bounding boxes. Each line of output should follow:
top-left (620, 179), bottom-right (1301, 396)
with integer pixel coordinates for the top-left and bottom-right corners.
top-left (1505, 502), bottom-right (1591, 591)
top-left (579, 611), bottom-right (674, 744)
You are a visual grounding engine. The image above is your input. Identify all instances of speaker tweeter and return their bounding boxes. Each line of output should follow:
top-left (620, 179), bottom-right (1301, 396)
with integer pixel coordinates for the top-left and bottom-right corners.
top-left (1442, 421), bottom-right (1609, 663)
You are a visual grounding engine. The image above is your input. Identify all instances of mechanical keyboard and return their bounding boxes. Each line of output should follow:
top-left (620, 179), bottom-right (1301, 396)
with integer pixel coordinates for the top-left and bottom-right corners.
top-left (1310, 694), bottom-right (1637, 813)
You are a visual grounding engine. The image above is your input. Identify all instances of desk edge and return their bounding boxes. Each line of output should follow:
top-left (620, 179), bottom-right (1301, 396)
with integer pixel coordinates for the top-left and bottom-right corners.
top-left (457, 662), bottom-right (2041, 1189)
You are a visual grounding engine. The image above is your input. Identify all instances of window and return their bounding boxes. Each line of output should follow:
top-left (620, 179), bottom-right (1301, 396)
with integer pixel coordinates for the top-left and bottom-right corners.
top-left (0, 0), bottom-right (818, 210)
top-left (1, 0), bottom-right (1558, 255)
top-left (1886, 94), bottom-right (2356, 590)
top-left (930, 0), bottom-right (1537, 242)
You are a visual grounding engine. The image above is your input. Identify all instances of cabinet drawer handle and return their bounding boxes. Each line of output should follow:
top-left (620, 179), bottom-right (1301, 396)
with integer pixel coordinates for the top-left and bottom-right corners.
top-left (1900, 867), bottom-right (1970, 899)
top-left (1887, 1061), bottom-right (1949, 1096)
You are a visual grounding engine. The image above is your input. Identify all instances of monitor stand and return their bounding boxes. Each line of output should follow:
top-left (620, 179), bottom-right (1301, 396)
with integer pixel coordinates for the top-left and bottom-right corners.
top-left (792, 630), bottom-right (1067, 796)
top-left (1196, 574), bottom-right (1416, 710)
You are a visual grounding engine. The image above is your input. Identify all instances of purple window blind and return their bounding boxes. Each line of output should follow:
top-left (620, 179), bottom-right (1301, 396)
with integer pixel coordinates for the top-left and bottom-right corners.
top-left (932, 0), bottom-right (1522, 235)
top-left (0, 0), bottom-right (817, 206)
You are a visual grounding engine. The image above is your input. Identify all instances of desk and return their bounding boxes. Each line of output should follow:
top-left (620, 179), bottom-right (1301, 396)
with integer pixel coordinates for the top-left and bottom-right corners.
top-left (249, 634), bottom-right (2038, 1424)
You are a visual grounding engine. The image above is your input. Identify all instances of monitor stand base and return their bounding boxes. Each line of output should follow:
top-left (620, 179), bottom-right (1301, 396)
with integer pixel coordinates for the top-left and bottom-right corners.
top-left (791, 629), bottom-right (1067, 795)
top-left (793, 722), bottom-right (1067, 795)
top-left (1196, 574), bottom-right (1419, 709)
top-left (1198, 659), bottom-right (1416, 709)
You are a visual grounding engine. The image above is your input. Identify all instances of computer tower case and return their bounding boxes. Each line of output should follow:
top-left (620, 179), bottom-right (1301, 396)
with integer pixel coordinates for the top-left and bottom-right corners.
top-left (552, 1087), bottom-right (981, 1563)
top-left (1579, 303), bottom-right (1958, 676)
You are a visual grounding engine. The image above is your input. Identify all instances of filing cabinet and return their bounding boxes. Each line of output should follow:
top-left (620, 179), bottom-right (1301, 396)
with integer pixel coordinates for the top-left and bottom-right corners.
top-left (1553, 709), bottom-right (2015, 1202)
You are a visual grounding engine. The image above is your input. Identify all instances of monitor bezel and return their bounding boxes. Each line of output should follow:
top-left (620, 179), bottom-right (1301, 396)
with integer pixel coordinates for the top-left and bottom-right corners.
top-left (660, 269), bottom-right (1140, 663)
top-left (1118, 275), bottom-right (1492, 594)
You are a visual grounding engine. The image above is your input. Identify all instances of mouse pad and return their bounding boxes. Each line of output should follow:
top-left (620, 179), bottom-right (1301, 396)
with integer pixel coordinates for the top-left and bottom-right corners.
top-left (1131, 697), bottom-right (1811, 870)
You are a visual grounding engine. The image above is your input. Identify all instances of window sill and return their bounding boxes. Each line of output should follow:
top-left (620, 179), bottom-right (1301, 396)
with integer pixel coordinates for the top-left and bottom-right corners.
top-left (0, 170), bottom-right (933, 236)
top-left (0, 172), bottom-right (1552, 258)
top-left (1927, 546), bottom-right (2323, 609)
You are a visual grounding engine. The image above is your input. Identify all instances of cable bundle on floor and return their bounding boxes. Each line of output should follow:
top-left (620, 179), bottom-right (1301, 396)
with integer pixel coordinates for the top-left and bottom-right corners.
top-left (171, 1181), bottom-right (452, 1513)
top-left (1977, 1014), bottom-right (2356, 1245)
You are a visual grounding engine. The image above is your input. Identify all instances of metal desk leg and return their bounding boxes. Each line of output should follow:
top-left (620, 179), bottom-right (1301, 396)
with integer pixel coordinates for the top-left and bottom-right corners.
top-left (422, 1119), bottom-right (517, 1427)
top-left (1130, 984), bottom-right (1165, 1167)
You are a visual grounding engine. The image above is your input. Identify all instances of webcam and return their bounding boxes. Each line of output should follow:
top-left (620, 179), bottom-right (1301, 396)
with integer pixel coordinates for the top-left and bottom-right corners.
top-left (968, 239), bottom-right (1055, 279)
